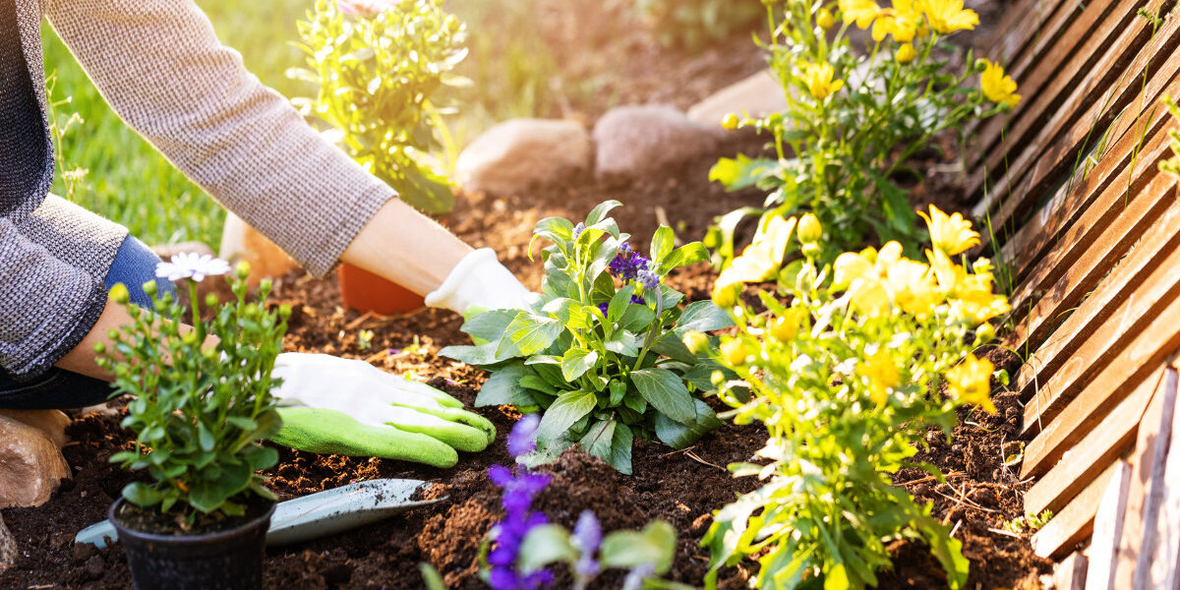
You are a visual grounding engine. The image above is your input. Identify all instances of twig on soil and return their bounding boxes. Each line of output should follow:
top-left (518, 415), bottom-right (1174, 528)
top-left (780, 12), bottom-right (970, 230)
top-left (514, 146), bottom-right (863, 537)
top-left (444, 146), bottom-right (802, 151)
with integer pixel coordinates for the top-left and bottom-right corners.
top-left (949, 520), bottom-right (962, 538)
top-left (344, 311), bottom-right (376, 331)
top-left (933, 485), bottom-right (1000, 515)
top-left (660, 446), bottom-right (697, 457)
top-left (685, 450), bottom-right (725, 471)
top-left (897, 471), bottom-right (966, 487)
top-left (987, 527), bottom-right (1023, 539)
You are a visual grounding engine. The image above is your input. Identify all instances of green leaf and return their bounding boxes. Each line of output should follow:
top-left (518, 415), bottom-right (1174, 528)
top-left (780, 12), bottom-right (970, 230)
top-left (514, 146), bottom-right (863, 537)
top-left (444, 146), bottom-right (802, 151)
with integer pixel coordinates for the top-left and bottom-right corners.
top-left (518, 524), bottom-right (578, 572)
top-left (585, 200), bottom-right (622, 226)
top-left (477, 363), bottom-right (538, 407)
top-left (599, 520), bottom-right (677, 573)
top-left (608, 283), bottom-right (637, 324)
top-left (534, 217), bottom-right (575, 245)
top-left (618, 305), bottom-right (657, 333)
top-left (419, 564), bottom-right (447, 590)
top-left (660, 242), bottom-right (709, 273)
top-left (519, 375), bottom-right (559, 397)
top-left (460, 309), bottom-right (518, 345)
top-left (561, 348), bottom-right (599, 382)
top-left (543, 298), bottom-right (591, 331)
top-left (650, 226), bottom-right (674, 266)
top-left (649, 333), bottom-right (696, 364)
top-left (655, 399), bottom-right (723, 448)
top-left (536, 390), bottom-right (597, 444)
top-left (630, 368), bottom-right (696, 424)
top-left (122, 482), bottom-right (164, 507)
top-left (439, 342), bottom-right (513, 366)
top-left (498, 314), bottom-right (564, 357)
top-left (604, 331), bottom-right (641, 357)
top-left (709, 154), bottom-right (774, 190)
top-left (580, 419), bottom-right (617, 461)
top-left (675, 300), bottom-right (734, 333)
top-left (610, 422), bottom-right (634, 475)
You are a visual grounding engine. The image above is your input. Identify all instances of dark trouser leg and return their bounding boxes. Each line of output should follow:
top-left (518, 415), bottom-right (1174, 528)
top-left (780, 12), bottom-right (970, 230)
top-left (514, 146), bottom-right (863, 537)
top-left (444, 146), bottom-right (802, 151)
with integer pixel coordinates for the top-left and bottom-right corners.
top-left (0, 236), bottom-right (176, 409)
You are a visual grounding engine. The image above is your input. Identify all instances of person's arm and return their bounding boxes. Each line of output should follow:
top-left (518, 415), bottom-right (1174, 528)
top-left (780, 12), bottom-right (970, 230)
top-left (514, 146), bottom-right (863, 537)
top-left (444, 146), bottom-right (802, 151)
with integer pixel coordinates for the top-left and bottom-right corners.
top-left (52, 297), bottom-right (130, 382)
top-left (340, 198), bottom-right (469, 295)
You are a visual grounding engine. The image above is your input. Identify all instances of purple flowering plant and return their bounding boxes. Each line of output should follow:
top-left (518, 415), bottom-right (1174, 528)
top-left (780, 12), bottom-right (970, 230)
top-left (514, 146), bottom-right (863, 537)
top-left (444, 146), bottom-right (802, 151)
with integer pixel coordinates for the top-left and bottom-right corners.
top-left (471, 416), bottom-right (683, 590)
top-left (441, 201), bottom-right (734, 474)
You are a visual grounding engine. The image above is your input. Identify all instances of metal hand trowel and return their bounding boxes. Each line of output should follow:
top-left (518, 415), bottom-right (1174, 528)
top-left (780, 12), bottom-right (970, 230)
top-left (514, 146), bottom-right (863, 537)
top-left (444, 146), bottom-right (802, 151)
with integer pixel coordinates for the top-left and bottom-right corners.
top-left (74, 478), bottom-right (444, 549)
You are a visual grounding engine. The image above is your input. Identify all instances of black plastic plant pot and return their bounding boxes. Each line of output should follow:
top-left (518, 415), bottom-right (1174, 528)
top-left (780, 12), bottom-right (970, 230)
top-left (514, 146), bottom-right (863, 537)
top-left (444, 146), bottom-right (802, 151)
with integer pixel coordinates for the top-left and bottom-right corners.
top-left (109, 497), bottom-right (276, 590)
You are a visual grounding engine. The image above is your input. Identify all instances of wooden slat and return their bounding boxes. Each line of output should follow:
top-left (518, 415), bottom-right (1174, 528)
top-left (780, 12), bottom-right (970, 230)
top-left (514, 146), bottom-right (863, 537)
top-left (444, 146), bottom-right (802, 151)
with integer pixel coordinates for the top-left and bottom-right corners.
top-left (1006, 179), bottom-right (1180, 360)
top-left (1019, 236), bottom-right (1180, 437)
top-left (1147, 364), bottom-right (1180, 588)
top-left (1022, 365), bottom-right (1162, 508)
top-left (1054, 551), bottom-right (1089, 590)
top-left (1084, 460), bottom-right (1133, 590)
top-left (996, 63), bottom-right (1178, 282)
top-left (1011, 177), bottom-right (1180, 398)
top-left (1032, 460), bottom-right (1121, 559)
top-left (1019, 293), bottom-right (1180, 473)
top-left (968, 0), bottom-right (1167, 218)
top-left (967, 0), bottom-right (1116, 173)
top-left (1113, 366), bottom-right (1178, 589)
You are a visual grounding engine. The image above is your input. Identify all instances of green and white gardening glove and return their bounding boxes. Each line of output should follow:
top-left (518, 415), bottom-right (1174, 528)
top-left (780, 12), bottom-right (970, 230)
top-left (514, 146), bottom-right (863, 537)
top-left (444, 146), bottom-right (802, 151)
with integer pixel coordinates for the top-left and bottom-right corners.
top-left (269, 353), bottom-right (495, 468)
top-left (425, 248), bottom-right (533, 314)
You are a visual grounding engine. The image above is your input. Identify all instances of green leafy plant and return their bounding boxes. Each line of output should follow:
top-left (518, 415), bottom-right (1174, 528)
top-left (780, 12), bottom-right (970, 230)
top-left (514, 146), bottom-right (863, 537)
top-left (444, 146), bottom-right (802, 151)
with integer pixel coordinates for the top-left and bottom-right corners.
top-left (97, 259), bottom-right (290, 520)
top-left (700, 209), bottom-right (1008, 588)
top-left (441, 201), bottom-right (733, 474)
top-left (708, 0), bottom-right (1020, 265)
top-left (290, 0), bottom-right (466, 215)
top-left (617, 0), bottom-right (763, 52)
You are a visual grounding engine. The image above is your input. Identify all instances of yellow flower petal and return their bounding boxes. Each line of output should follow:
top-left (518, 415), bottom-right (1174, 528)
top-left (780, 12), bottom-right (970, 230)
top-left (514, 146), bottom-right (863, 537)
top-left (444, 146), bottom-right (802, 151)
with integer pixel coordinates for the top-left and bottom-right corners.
top-left (948, 354), bottom-right (996, 413)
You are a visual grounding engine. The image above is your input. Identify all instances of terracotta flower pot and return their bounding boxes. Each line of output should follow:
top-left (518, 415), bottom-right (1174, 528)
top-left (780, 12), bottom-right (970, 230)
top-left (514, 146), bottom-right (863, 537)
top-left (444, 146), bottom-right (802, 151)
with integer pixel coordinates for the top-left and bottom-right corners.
top-left (337, 263), bottom-right (425, 315)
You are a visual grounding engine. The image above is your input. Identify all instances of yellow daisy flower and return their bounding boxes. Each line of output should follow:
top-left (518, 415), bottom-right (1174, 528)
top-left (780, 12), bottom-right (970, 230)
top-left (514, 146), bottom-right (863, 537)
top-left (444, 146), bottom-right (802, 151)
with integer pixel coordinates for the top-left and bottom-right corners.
top-left (919, 0), bottom-right (978, 34)
top-left (860, 349), bottom-right (900, 406)
top-left (918, 204), bottom-right (980, 255)
top-left (840, 0), bottom-right (882, 28)
top-left (980, 58), bottom-right (1021, 108)
top-left (947, 354), bottom-right (996, 413)
top-left (801, 62), bottom-right (844, 100)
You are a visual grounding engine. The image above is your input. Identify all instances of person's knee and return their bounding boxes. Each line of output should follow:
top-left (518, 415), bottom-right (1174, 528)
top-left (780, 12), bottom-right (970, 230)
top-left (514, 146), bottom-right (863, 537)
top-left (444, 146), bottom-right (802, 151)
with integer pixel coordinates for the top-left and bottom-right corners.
top-left (104, 236), bottom-right (176, 307)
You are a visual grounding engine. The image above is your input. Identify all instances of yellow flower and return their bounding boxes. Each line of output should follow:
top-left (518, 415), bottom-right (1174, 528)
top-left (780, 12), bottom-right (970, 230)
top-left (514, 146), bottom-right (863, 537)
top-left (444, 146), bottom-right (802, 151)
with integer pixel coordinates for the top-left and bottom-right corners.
top-left (801, 62), bottom-right (844, 100)
top-left (712, 216), bottom-right (797, 302)
top-left (860, 349), bottom-right (900, 406)
top-left (918, 204), bottom-right (980, 255)
top-left (947, 354), bottom-right (996, 413)
top-left (770, 307), bottom-right (807, 342)
top-left (896, 43), bottom-right (917, 63)
top-left (834, 242), bottom-right (898, 316)
top-left (980, 58), bottom-right (1021, 108)
top-left (919, 0), bottom-right (978, 33)
top-left (721, 338), bottom-right (750, 366)
top-left (886, 258), bottom-right (940, 317)
top-left (817, 8), bottom-right (836, 29)
top-left (927, 248), bottom-right (1010, 323)
top-left (840, 0), bottom-right (881, 28)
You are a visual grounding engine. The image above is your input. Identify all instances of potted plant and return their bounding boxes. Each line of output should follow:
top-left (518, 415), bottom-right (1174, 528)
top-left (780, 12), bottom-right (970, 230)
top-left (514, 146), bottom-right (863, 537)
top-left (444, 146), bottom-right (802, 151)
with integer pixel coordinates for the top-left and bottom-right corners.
top-left (291, 0), bottom-right (468, 313)
top-left (95, 255), bottom-right (290, 590)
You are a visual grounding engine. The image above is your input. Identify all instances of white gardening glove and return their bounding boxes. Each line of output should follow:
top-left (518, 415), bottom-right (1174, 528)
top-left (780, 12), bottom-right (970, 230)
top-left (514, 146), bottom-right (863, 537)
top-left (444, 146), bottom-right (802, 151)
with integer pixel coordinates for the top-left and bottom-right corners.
top-left (424, 248), bottom-right (532, 314)
top-left (268, 353), bottom-right (495, 467)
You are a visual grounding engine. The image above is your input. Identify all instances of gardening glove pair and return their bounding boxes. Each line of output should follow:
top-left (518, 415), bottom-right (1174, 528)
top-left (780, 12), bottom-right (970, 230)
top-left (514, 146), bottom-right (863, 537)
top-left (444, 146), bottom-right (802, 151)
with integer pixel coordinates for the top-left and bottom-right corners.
top-left (269, 353), bottom-right (495, 468)
top-left (425, 248), bottom-right (533, 314)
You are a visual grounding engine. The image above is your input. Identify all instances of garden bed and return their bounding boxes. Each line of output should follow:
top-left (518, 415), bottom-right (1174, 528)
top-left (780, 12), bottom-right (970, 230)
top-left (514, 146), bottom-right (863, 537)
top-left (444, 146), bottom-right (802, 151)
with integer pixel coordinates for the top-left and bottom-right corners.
top-left (2, 137), bottom-right (1050, 588)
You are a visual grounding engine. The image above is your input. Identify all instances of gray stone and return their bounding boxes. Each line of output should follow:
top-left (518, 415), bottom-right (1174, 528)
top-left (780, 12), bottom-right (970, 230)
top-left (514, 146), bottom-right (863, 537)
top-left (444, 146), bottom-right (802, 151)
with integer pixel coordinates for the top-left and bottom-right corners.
top-left (456, 118), bottom-right (593, 195)
top-left (593, 105), bottom-right (721, 178)
top-left (687, 69), bottom-right (788, 128)
top-left (0, 412), bottom-right (71, 508)
top-left (0, 512), bottom-right (16, 569)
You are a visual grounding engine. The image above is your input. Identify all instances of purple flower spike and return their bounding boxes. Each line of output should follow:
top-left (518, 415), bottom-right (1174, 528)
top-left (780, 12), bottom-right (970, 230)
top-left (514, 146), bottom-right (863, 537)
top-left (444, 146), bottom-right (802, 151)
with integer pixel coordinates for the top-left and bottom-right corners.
top-left (508, 414), bottom-right (542, 459)
top-left (608, 243), bottom-right (651, 282)
top-left (572, 222), bottom-right (586, 239)
top-left (572, 511), bottom-right (602, 579)
top-left (637, 269), bottom-right (660, 290)
top-left (622, 563), bottom-right (657, 590)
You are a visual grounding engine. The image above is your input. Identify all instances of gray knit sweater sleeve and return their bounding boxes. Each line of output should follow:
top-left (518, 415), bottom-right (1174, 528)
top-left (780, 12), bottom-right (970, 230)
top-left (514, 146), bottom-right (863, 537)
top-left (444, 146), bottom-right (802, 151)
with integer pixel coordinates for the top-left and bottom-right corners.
top-left (46, 0), bottom-right (398, 277)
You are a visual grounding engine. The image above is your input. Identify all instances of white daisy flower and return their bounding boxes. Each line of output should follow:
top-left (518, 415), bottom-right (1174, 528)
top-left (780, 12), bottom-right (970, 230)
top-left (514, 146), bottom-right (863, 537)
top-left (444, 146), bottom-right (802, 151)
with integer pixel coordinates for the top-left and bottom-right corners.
top-left (156, 252), bottom-right (232, 282)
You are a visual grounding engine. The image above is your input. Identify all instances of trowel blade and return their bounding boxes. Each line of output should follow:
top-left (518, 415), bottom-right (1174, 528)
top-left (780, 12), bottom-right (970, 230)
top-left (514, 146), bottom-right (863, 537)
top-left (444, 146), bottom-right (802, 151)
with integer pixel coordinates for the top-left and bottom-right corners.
top-left (73, 478), bottom-right (443, 549)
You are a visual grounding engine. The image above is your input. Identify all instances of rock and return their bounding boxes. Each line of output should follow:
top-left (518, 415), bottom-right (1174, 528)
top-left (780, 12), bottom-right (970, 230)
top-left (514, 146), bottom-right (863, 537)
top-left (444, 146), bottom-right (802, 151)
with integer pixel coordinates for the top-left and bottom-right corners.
top-left (687, 69), bottom-right (788, 128)
top-left (0, 409), bottom-right (70, 447)
top-left (219, 212), bottom-right (300, 286)
top-left (0, 512), bottom-right (16, 568)
top-left (455, 118), bottom-right (593, 195)
top-left (150, 240), bottom-right (215, 262)
top-left (0, 413), bottom-right (71, 508)
top-left (593, 105), bottom-right (721, 178)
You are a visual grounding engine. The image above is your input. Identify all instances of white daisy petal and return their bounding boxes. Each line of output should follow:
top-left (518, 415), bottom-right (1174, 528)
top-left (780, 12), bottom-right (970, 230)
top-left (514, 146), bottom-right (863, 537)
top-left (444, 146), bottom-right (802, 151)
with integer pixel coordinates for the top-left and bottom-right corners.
top-left (155, 252), bottom-right (232, 283)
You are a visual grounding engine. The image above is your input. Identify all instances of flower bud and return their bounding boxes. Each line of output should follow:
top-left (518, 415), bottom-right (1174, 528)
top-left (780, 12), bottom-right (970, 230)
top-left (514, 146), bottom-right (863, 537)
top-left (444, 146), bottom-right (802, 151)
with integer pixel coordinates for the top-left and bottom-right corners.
top-left (712, 284), bottom-right (738, 308)
top-left (974, 322), bottom-right (995, 345)
top-left (205, 293), bottom-right (219, 308)
top-left (235, 261), bottom-right (251, 280)
top-left (259, 278), bottom-right (273, 293)
top-left (279, 303), bottom-right (293, 320)
top-left (817, 8), bottom-right (835, 29)
top-left (798, 213), bottom-right (822, 244)
top-left (770, 313), bottom-right (800, 342)
top-left (142, 280), bottom-right (157, 298)
top-left (109, 283), bottom-right (130, 305)
top-left (720, 338), bottom-right (749, 366)
top-left (721, 113), bottom-right (740, 130)
top-left (711, 370), bottom-right (725, 386)
top-left (896, 43), bottom-right (917, 63)
top-left (802, 242), bottom-right (822, 260)
top-left (93, 342), bottom-right (106, 355)
top-left (682, 330), bottom-right (710, 354)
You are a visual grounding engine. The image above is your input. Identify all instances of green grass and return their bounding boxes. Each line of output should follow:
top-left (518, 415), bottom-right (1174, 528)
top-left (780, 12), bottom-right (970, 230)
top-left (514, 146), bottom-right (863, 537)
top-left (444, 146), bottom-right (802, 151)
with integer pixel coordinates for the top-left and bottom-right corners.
top-left (43, 0), bottom-right (579, 247)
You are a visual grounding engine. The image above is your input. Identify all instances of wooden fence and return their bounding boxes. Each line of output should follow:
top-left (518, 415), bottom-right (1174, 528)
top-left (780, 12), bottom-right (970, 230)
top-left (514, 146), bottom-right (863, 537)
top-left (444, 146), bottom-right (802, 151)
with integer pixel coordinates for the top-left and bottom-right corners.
top-left (968, 0), bottom-right (1180, 585)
